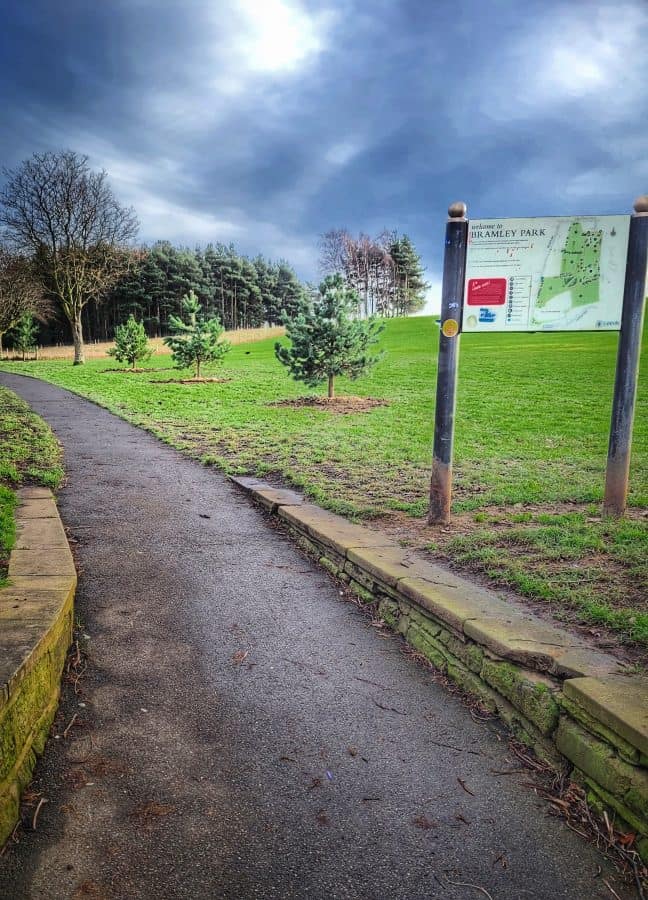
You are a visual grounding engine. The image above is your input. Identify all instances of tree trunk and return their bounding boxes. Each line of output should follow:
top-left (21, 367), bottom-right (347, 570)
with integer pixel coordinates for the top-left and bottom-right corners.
top-left (0, 332), bottom-right (3, 359)
top-left (196, 359), bottom-right (201, 379)
top-left (328, 373), bottom-right (335, 400)
top-left (71, 312), bottom-right (85, 365)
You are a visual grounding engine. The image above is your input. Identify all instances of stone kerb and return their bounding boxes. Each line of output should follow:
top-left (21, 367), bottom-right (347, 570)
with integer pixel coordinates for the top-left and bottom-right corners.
top-left (0, 487), bottom-right (76, 847)
top-left (230, 475), bottom-right (648, 861)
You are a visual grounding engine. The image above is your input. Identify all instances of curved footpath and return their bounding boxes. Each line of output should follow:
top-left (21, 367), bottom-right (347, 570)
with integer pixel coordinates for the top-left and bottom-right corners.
top-left (0, 373), bottom-right (635, 900)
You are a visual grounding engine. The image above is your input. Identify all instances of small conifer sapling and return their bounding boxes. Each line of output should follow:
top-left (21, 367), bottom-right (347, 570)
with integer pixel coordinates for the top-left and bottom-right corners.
top-left (164, 290), bottom-right (230, 379)
top-left (12, 313), bottom-right (39, 361)
top-left (108, 314), bottom-right (152, 369)
top-left (275, 274), bottom-right (384, 399)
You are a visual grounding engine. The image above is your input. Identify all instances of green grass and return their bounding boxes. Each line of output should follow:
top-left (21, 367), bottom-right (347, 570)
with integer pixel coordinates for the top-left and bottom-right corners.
top-left (0, 386), bottom-right (64, 585)
top-left (2, 318), bottom-right (646, 649)
top-left (442, 512), bottom-right (647, 645)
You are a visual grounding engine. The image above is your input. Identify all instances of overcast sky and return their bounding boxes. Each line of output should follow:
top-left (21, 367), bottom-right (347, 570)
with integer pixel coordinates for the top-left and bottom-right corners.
top-left (1, 0), bottom-right (646, 311)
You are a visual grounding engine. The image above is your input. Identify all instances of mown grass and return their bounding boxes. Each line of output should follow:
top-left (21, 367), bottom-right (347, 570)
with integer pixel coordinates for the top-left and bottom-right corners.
top-left (432, 510), bottom-right (647, 646)
top-left (2, 317), bottom-right (646, 649)
top-left (0, 386), bottom-right (64, 585)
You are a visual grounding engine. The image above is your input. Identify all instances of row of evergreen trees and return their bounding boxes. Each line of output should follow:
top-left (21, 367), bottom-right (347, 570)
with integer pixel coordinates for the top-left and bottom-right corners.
top-left (26, 235), bottom-right (428, 348)
top-left (0, 151), bottom-right (430, 355)
top-left (39, 242), bottom-right (307, 345)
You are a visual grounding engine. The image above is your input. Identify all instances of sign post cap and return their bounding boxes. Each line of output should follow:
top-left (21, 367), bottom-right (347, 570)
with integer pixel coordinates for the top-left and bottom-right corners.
top-left (633, 195), bottom-right (648, 215)
top-left (448, 201), bottom-right (467, 220)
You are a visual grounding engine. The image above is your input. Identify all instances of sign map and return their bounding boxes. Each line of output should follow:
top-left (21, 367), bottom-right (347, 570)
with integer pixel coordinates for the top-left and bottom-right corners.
top-left (462, 215), bottom-right (630, 332)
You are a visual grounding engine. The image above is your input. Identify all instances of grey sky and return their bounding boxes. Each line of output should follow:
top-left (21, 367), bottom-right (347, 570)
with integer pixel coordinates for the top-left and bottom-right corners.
top-left (1, 0), bottom-right (646, 310)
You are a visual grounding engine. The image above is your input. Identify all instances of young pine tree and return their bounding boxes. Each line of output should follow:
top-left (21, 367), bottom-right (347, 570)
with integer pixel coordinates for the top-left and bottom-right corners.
top-left (108, 314), bottom-right (152, 369)
top-left (12, 313), bottom-right (39, 361)
top-left (275, 274), bottom-right (384, 400)
top-left (164, 290), bottom-right (230, 379)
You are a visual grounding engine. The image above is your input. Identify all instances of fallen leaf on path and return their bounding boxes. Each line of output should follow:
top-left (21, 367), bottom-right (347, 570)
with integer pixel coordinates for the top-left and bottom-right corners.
top-left (617, 832), bottom-right (636, 847)
top-left (62, 769), bottom-right (90, 790)
top-left (282, 657), bottom-right (328, 676)
top-left (72, 880), bottom-right (107, 899)
top-left (231, 650), bottom-right (249, 665)
top-left (129, 801), bottom-right (176, 824)
top-left (412, 814), bottom-right (436, 830)
top-left (354, 676), bottom-right (388, 690)
top-left (82, 754), bottom-right (128, 778)
top-left (21, 789), bottom-right (42, 806)
top-left (315, 809), bottom-right (329, 826)
top-left (457, 777), bottom-right (475, 796)
top-left (372, 699), bottom-right (407, 715)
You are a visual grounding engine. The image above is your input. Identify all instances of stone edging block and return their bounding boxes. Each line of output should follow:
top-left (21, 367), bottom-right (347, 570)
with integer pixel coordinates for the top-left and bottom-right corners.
top-left (0, 489), bottom-right (76, 847)
top-left (230, 475), bottom-right (648, 857)
top-left (565, 677), bottom-right (648, 759)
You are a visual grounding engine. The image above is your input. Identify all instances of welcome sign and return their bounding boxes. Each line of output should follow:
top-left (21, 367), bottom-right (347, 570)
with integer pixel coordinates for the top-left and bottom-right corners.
top-left (462, 215), bottom-right (631, 332)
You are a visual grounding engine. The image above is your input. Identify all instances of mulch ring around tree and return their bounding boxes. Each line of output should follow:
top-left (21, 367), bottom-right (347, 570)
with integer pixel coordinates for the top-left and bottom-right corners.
top-left (152, 376), bottom-right (232, 384)
top-left (103, 367), bottom-right (174, 374)
top-left (271, 396), bottom-right (389, 414)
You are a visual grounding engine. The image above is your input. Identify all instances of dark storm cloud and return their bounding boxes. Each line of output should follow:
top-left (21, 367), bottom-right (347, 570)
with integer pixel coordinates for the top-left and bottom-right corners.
top-left (1, 0), bottom-right (646, 307)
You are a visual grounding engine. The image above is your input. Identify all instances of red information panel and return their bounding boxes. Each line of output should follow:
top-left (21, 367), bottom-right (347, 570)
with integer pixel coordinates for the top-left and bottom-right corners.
top-left (466, 277), bottom-right (507, 306)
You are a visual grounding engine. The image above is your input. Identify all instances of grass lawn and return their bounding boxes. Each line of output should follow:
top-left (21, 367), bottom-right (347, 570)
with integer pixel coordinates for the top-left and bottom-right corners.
top-left (0, 387), bottom-right (64, 585)
top-left (2, 317), bottom-right (646, 653)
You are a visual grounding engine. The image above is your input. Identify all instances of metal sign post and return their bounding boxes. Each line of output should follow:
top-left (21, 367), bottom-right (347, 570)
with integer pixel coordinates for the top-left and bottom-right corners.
top-left (603, 195), bottom-right (648, 517)
top-left (429, 202), bottom-right (468, 525)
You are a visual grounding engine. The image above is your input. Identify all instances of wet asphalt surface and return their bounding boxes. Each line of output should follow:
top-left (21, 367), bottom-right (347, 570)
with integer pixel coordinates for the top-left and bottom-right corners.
top-left (0, 373), bottom-right (636, 900)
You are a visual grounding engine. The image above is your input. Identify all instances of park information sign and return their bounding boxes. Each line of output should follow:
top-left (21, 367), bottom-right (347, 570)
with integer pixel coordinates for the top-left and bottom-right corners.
top-left (462, 215), bottom-right (631, 332)
top-left (429, 198), bottom-right (648, 526)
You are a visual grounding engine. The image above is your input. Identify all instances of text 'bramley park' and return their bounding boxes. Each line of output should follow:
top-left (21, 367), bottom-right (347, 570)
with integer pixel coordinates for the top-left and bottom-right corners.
top-left (463, 215), bottom-right (630, 332)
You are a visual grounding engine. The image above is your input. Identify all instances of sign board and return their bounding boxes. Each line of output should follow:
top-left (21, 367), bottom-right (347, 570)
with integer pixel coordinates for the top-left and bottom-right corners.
top-left (462, 216), bottom-right (630, 332)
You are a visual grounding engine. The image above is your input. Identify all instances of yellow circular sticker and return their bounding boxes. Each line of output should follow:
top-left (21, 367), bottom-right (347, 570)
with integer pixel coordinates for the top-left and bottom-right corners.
top-left (441, 318), bottom-right (459, 338)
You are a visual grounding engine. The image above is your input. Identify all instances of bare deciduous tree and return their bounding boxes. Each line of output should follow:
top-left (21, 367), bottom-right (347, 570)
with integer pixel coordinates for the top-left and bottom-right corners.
top-left (0, 245), bottom-right (51, 357)
top-left (319, 227), bottom-right (427, 318)
top-left (0, 150), bottom-right (138, 363)
top-left (320, 229), bottom-right (396, 316)
top-left (318, 228), bottom-right (350, 276)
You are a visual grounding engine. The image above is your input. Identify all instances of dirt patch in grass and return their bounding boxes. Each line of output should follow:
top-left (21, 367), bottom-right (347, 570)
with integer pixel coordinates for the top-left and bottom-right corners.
top-left (152, 377), bottom-right (231, 384)
top-left (376, 504), bottom-right (648, 667)
top-left (103, 367), bottom-right (175, 374)
top-left (272, 396), bottom-right (389, 414)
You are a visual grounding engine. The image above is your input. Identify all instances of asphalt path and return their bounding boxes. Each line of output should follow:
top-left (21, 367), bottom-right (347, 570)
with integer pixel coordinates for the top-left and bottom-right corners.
top-left (0, 373), bottom-right (635, 900)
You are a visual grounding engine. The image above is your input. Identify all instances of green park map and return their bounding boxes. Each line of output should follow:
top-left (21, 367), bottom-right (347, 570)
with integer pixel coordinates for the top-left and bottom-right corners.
top-left (463, 215), bottom-right (630, 332)
top-left (535, 221), bottom-right (602, 313)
